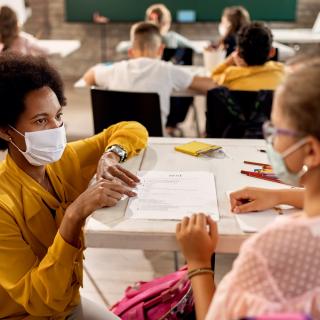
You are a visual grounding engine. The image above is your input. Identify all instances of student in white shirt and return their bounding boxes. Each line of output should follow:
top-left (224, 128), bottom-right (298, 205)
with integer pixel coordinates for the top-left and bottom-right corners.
top-left (83, 22), bottom-right (216, 132)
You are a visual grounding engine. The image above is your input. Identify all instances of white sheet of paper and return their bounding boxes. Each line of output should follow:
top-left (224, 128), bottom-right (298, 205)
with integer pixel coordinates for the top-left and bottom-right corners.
top-left (126, 171), bottom-right (219, 220)
top-left (226, 191), bottom-right (297, 233)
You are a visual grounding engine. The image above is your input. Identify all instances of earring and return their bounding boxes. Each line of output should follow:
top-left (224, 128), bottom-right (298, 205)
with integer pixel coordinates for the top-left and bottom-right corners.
top-left (298, 164), bottom-right (309, 178)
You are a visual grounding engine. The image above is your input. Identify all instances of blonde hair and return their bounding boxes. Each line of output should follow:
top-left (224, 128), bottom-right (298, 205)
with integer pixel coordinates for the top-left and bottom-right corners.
top-left (279, 62), bottom-right (320, 139)
top-left (145, 3), bottom-right (171, 35)
top-left (0, 6), bottom-right (19, 50)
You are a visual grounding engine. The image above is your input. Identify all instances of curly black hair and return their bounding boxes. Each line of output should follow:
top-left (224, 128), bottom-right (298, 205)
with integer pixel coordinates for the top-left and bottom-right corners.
top-left (0, 53), bottom-right (66, 150)
top-left (237, 22), bottom-right (273, 66)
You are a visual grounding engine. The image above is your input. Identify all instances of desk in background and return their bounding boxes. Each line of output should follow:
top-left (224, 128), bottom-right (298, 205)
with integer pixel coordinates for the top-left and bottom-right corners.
top-left (116, 40), bottom-right (210, 55)
top-left (272, 29), bottom-right (320, 44)
top-left (39, 40), bottom-right (81, 57)
top-left (85, 137), bottom-right (287, 254)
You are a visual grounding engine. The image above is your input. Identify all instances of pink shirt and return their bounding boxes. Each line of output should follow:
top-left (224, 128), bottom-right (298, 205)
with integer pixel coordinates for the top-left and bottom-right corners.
top-left (206, 214), bottom-right (320, 319)
top-left (0, 32), bottom-right (49, 56)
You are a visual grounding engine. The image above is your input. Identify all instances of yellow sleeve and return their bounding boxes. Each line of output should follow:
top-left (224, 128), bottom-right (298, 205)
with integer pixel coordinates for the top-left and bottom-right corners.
top-left (211, 61), bottom-right (230, 86)
top-left (0, 209), bottom-right (81, 316)
top-left (67, 121), bottom-right (148, 183)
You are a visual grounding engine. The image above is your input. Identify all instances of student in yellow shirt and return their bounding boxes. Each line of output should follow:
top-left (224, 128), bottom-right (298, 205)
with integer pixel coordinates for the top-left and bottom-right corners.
top-left (212, 22), bottom-right (284, 91)
top-left (0, 53), bottom-right (148, 319)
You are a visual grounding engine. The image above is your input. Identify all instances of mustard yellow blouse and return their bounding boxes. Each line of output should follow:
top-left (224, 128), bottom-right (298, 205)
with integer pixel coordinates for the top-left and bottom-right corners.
top-left (0, 121), bottom-right (148, 320)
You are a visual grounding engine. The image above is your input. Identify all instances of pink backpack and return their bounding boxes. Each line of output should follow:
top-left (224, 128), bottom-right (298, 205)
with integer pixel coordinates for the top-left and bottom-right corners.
top-left (110, 266), bottom-right (194, 320)
top-left (242, 314), bottom-right (311, 320)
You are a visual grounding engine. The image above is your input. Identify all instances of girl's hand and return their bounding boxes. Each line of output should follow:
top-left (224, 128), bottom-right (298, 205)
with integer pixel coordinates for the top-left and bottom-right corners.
top-left (230, 187), bottom-right (281, 213)
top-left (176, 213), bottom-right (218, 269)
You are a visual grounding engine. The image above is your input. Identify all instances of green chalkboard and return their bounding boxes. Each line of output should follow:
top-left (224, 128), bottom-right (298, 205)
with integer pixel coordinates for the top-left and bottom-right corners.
top-left (65, 0), bottom-right (297, 23)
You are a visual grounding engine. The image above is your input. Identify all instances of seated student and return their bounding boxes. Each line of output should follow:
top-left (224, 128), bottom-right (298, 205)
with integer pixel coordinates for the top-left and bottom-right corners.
top-left (145, 3), bottom-right (198, 51)
top-left (212, 22), bottom-right (284, 91)
top-left (0, 5), bottom-right (48, 56)
top-left (0, 53), bottom-right (148, 319)
top-left (83, 22), bottom-right (216, 132)
top-left (229, 49), bottom-right (320, 214)
top-left (215, 6), bottom-right (250, 57)
top-left (176, 61), bottom-right (320, 320)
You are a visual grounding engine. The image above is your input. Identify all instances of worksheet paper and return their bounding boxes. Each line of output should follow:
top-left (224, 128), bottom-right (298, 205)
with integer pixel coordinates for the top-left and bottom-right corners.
top-left (226, 191), bottom-right (297, 233)
top-left (126, 171), bottom-right (219, 220)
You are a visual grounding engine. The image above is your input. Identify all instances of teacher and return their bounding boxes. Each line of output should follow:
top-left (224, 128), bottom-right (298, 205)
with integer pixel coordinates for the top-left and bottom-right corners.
top-left (0, 53), bottom-right (148, 319)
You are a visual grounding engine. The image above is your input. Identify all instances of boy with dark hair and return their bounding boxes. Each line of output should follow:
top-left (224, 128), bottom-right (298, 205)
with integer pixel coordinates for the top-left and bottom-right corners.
top-left (212, 22), bottom-right (284, 91)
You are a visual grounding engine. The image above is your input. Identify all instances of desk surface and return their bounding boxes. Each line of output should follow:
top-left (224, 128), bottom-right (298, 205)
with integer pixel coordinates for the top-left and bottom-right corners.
top-left (39, 40), bottom-right (81, 57)
top-left (272, 29), bottom-right (320, 44)
top-left (116, 40), bottom-right (210, 55)
top-left (85, 137), bottom-right (287, 253)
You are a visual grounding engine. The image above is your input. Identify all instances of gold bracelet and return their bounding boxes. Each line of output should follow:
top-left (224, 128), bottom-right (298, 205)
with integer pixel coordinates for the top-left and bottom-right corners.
top-left (187, 268), bottom-right (214, 280)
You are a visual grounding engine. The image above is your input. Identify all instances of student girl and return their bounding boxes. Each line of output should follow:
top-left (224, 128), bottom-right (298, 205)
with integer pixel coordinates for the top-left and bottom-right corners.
top-left (216, 6), bottom-right (250, 56)
top-left (145, 3), bottom-right (198, 51)
top-left (0, 5), bottom-right (48, 56)
top-left (176, 61), bottom-right (320, 319)
top-left (0, 53), bottom-right (148, 319)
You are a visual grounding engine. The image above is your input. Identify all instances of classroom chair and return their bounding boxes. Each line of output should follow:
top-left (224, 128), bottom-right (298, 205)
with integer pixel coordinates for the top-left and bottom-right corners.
top-left (162, 47), bottom-right (195, 136)
top-left (90, 88), bottom-right (163, 136)
top-left (162, 47), bottom-right (194, 65)
top-left (206, 87), bottom-right (274, 139)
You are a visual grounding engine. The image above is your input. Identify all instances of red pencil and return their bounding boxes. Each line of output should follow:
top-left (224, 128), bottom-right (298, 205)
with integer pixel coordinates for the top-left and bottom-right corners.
top-left (244, 161), bottom-right (272, 168)
top-left (241, 170), bottom-right (283, 184)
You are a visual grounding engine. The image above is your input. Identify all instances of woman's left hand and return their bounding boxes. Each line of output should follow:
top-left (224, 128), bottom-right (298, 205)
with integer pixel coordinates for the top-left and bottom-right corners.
top-left (96, 152), bottom-right (139, 187)
top-left (176, 213), bottom-right (218, 269)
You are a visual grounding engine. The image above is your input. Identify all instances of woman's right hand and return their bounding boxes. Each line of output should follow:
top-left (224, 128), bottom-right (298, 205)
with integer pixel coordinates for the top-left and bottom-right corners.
top-left (66, 179), bottom-right (136, 222)
top-left (230, 187), bottom-right (281, 213)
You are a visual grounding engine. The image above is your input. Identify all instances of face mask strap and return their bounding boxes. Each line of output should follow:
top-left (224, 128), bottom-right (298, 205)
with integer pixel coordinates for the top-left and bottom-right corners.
top-left (282, 137), bottom-right (309, 159)
top-left (8, 125), bottom-right (25, 137)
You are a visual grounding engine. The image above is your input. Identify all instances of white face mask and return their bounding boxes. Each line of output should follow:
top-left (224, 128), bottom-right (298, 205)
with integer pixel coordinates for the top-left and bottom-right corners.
top-left (9, 125), bottom-right (67, 166)
top-left (218, 23), bottom-right (229, 37)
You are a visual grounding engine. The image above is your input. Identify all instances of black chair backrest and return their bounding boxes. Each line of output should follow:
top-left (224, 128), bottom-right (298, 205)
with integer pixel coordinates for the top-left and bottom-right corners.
top-left (206, 87), bottom-right (274, 139)
top-left (162, 47), bottom-right (193, 66)
top-left (90, 88), bottom-right (163, 136)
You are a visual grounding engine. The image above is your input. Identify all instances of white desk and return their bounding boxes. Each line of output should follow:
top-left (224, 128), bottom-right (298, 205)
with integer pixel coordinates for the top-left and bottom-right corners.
top-left (272, 29), bottom-right (320, 44)
top-left (85, 138), bottom-right (286, 253)
top-left (38, 40), bottom-right (81, 57)
top-left (116, 40), bottom-right (210, 55)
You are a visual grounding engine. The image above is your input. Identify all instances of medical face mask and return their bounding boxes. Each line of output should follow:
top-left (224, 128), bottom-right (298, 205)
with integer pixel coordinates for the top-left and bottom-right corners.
top-left (266, 138), bottom-right (308, 187)
top-left (218, 23), bottom-right (229, 37)
top-left (9, 125), bottom-right (67, 166)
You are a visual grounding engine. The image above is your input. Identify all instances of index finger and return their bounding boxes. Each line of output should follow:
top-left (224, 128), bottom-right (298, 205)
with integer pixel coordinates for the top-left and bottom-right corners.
top-left (229, 189), bottom-right (251, 209)
top-left (108, 166), bottom-right (136, 187)
top-left (116, 166), bottom-right (140, 183)
top-left (109, 183), bottom-right (137, 197)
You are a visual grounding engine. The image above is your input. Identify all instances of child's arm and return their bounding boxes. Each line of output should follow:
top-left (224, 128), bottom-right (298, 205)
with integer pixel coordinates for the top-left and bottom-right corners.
top-left (176, 214), bottom-right (218, 320)
top-left (188, 76), bottom-right (217, 93)
top-left (82, 67), bottom-right (97, 86)
top-left (230, 187), bottom-right (304, 213)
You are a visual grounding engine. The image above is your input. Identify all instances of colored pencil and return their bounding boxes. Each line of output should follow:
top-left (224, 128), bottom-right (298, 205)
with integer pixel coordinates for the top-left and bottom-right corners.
top-left (240, 170), bottom-right (283, 184)
top-left (244, 160), bottom-right (272, 168)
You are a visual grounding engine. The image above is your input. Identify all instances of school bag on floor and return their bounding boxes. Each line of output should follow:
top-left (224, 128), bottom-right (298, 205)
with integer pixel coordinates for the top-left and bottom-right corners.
top-left (110, 265), bottom-right (195, 320)
top-left (240, 314), bottom-right (312, 320)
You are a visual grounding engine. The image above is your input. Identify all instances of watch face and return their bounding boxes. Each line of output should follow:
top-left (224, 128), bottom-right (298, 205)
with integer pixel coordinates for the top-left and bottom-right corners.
top-left (109, 145), bottom-right (127, 162)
